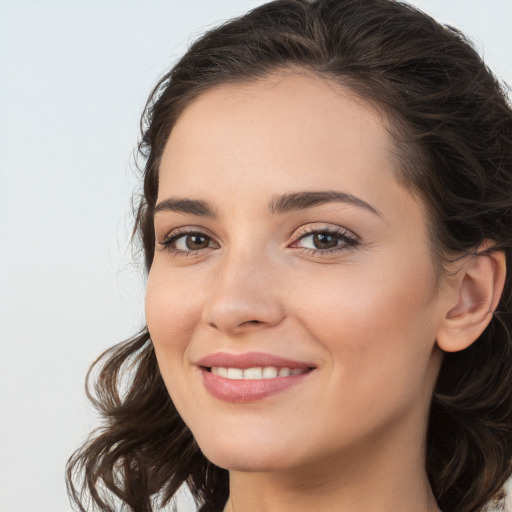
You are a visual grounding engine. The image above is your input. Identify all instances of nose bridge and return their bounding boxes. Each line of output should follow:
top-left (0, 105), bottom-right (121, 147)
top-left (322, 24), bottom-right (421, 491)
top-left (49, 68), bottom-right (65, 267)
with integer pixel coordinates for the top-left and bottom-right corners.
top-left (202, 239), bottom-right (285, 333)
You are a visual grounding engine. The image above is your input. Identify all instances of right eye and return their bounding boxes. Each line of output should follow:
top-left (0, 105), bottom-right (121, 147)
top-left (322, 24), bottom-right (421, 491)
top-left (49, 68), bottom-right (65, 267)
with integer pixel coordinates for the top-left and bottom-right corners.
top-left (159, 230), bottom-right (218, 256)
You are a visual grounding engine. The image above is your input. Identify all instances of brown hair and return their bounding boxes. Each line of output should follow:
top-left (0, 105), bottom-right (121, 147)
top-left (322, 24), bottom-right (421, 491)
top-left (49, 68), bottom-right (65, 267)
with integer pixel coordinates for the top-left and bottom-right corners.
top-left (66, 1), bottom-right (512, 511)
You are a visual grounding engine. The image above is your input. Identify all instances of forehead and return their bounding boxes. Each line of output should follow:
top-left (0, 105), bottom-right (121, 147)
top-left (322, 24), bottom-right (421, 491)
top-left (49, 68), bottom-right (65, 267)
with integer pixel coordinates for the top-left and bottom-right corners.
top-left (160, 72), bottom-right (399, 195)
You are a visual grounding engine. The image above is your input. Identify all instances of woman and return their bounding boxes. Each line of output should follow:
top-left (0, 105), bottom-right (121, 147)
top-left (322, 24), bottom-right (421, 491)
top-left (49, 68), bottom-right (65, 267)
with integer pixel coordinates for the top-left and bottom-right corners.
top-left (66, 1), bottom-right (512, 511)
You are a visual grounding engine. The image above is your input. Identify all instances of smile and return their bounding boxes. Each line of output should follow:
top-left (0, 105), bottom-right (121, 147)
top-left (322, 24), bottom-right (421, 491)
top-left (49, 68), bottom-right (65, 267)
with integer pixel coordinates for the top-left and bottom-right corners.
top-left (196, 352), bottom-right (316, 402)
top-left (209, 366), bottom-right (308, 379)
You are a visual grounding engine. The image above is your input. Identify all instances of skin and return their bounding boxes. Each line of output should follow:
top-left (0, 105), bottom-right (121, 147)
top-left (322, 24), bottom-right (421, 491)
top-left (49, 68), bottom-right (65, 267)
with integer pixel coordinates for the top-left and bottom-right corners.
top-left (145, 71), bottom-right (463, 512)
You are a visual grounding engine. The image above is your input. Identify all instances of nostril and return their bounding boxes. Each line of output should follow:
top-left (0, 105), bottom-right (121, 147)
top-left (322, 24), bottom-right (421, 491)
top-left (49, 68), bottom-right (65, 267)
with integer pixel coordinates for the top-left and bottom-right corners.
top-left (207, 319), bottom-right (263, 331)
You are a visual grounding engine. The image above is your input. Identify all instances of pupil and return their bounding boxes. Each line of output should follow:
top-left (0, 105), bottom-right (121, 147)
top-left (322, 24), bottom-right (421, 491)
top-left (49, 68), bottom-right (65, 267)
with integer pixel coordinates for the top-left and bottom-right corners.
top-left (314, 233), bottom-right (338, 249)
top-left (187, 235), bottom-right (208, 250)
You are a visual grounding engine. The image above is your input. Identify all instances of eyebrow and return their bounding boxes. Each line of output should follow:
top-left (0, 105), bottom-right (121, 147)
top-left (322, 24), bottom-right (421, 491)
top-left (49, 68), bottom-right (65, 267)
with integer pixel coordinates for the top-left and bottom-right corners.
top-left (153, 190), bottom-right (380, 218)
top-left (269, 190), bottom-right (381, 216)
top-left (154, 197), bottom-right (217, 217)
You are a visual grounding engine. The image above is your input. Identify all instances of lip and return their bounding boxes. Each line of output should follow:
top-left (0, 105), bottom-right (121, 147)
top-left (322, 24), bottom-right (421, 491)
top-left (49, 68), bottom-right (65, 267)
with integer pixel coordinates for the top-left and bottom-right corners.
top-left (196, 351), bottom-right (315, 403)
top-left (196, 351), bottom-right (313, 370)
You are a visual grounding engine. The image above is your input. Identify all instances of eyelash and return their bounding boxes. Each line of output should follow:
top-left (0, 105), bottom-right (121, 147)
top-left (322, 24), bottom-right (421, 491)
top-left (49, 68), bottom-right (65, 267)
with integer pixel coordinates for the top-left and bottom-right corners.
top-left (158, 225), bottom-right (359, 258)
top-left (292, 225), bottom-right (359, 255)
top-left (158, 227), bottom-right (217, 258)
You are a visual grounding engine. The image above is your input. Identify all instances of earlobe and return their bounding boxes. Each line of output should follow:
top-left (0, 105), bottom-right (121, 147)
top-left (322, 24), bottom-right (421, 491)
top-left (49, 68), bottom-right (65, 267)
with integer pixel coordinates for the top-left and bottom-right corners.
top-left (436, 248), bottom-right (506, 353)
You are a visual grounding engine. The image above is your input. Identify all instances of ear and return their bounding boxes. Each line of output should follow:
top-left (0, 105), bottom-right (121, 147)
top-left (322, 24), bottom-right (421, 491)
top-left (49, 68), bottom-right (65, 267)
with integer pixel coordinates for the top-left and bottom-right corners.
top-left (436, 248), bottom-right (506, 353)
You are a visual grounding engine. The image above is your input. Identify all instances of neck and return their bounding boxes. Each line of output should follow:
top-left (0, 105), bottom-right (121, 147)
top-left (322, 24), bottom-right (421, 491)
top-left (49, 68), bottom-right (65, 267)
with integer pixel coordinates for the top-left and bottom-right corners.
top-left (223, 415), bottom-right (441, 512)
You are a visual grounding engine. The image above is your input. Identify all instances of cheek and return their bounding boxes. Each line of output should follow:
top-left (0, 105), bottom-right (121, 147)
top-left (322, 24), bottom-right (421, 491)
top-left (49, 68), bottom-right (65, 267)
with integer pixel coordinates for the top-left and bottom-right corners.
top-left (290, 256), bottom-right (438, 379)
top-left (288, 263), bottom-right (440, 440)
top-left (145, 269), bottom-right (201, 373)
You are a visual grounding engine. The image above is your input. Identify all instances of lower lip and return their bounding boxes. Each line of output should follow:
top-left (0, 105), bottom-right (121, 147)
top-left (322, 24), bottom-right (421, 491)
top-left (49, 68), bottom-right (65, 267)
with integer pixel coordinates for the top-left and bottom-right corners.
top-left (201, 368), bottom-right (313, 403)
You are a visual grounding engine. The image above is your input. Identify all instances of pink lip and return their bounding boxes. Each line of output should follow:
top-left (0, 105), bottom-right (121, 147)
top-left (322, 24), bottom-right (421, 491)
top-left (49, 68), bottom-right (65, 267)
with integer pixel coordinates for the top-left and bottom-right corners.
top-left (196, 351), bottom-right (313, 370)
top-left (196, 351), bottom-right (315, 403)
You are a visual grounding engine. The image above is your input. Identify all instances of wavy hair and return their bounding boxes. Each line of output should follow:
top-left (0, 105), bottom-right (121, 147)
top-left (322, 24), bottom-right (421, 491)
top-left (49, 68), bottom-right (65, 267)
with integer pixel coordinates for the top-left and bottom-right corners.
top-left (67, 1), bottom-right (512, 511)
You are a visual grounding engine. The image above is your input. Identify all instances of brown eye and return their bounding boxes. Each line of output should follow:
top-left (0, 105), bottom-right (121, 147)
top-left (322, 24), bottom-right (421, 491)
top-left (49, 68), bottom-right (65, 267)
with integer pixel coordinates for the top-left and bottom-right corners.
top-left (172, 233), bottom-right (212, 251)
top-left (183, 234), bottom-right (210, 250)
top-left (312, 233), bottom-right (339, 249)
top-left (159, 231), bottom-right (217, 254)
top-left (293, 227), bottom-right (359, 254)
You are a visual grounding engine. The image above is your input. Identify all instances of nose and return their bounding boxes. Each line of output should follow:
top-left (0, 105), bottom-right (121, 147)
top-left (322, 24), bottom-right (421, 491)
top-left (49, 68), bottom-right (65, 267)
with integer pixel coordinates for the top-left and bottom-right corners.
top-left (201, 248), bottom-right (286, 335)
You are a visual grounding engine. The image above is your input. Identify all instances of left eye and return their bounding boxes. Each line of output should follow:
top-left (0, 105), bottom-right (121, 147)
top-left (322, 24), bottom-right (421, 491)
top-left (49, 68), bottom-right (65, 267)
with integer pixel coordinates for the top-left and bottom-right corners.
top-left (294, 229), bottom-right (358, 252)
top-left (298, 232), bottom-right (343, 250)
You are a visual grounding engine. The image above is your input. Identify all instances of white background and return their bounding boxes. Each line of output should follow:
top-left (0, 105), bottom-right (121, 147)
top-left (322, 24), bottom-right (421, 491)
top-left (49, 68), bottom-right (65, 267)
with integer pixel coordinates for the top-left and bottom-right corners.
top-left (1, 1), bottom-right (511, 511)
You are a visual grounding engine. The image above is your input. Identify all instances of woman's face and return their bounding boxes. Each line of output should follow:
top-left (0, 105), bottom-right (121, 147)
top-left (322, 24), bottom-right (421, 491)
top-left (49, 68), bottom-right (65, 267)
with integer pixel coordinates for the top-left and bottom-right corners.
top-left (146, 72), bottom-right (450, 474)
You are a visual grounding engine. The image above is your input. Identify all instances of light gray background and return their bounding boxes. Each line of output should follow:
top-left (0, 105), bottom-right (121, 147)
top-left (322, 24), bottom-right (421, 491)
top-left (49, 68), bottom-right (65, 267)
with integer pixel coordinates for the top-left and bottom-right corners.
top-left (1, 1), bottom-right (511, 511)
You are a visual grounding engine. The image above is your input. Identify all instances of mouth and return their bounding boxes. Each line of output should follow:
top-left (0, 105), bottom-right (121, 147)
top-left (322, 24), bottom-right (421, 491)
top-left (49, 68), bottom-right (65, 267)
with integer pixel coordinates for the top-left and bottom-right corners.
top-left (196, 352), bottom-right (316, 402)
top-left (205, 366), bottom-right (311, 379)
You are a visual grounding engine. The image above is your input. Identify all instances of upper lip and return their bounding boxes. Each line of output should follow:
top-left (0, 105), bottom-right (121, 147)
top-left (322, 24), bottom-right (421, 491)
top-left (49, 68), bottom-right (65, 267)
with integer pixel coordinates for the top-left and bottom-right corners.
top-left (196, 351), bottom-right (315, 370)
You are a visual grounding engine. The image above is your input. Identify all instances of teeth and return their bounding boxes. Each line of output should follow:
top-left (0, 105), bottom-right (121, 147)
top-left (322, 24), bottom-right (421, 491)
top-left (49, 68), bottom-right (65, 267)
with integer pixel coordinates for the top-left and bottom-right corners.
top-left (211, 366), bottom-right (228, 377)
top-left (244, 367), bottom-right (263, 379)
top-left (210, 366), bottom-right (307, 380)
top-left (226, 368), bottom-right (243, 379)
top-left (262, 366), bottom-right (278, 378)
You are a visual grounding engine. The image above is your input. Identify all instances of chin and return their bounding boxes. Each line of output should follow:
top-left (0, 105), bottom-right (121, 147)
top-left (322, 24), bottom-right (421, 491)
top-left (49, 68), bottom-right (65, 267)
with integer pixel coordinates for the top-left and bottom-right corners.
top-left (196, 431), bottom-right (299, 473)
top-left (203, 448), bottom-right (290, 473)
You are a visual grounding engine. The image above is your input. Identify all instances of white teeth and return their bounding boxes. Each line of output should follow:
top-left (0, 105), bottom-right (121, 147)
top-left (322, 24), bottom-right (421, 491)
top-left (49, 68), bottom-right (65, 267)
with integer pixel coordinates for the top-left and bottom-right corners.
top-left (211, 366), bottom-right (228, 377)
top-left (226, 368), bottom-right (244, 379)
top-left (244, 367), bottom-right (263, 379)
top-left (262, 366), bottom-right (278, 379)
top-left (210, 366), bottom-right (308, 379)
top-left (278, 367), bottom-right (291, 377)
